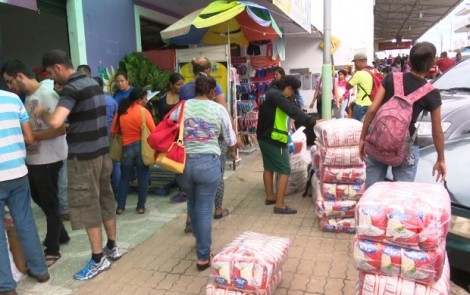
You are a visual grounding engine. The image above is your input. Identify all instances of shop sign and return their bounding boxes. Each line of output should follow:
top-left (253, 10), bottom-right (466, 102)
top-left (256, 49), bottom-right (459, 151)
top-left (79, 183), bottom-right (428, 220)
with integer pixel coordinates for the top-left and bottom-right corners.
top-left (378, 41), bottom-right (412, 51)
top-left (0, 0), bottom-right (37, 10)
top-left (273, 0), bottom-right (311, 33)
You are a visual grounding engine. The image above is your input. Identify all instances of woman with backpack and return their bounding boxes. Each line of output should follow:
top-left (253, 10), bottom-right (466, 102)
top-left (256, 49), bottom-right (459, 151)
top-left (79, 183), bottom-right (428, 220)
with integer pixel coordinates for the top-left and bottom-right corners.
top-left (359, 42), bottom-right (446, 188)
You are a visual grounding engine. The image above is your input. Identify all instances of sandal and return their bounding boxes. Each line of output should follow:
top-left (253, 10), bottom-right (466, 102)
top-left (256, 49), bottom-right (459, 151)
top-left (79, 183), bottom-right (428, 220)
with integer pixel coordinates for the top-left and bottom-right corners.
top-left (213, 208), bottom-right (230, 219)
top-left (136, 208), bottom-right (145, 214)
top-left (116, 208), bottom-right (125, 215)
top-left (45, 254), bottom-right (61, 268)
top-left (196, 253), bottom-right (213, 271)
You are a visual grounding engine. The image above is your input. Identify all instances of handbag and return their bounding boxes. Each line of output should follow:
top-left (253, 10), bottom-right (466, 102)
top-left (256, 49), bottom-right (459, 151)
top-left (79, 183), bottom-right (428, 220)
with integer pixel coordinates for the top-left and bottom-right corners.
top-left (109, 116), bottom-right (123, 161)
top-left (141, 108), bottom-right (156, 165)
top-left (148, 101), bottom-right (185, 153)
top-left (155, 102), bottom-right (186, 173)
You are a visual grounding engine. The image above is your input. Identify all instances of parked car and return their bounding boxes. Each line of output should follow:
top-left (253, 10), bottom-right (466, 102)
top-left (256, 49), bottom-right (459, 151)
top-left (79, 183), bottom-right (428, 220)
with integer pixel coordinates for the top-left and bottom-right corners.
top-left (417, 59), bottom-right (470, 147)
top-left (415, 134), bottom-right (470, 291)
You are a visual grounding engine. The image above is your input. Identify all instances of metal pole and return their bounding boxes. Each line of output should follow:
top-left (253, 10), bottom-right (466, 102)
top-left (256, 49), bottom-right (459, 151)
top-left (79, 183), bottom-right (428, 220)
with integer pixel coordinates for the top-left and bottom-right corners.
top-left (321, 0), bottom-right (332, 119)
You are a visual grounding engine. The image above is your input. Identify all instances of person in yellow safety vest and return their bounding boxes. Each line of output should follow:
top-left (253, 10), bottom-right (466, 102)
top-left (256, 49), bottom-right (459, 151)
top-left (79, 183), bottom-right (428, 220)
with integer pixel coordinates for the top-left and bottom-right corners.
top-left (256, 75), bottom-right (318, 214)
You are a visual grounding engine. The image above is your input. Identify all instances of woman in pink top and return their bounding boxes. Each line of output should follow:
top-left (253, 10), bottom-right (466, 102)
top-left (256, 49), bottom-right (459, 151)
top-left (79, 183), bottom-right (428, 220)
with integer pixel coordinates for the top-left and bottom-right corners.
top-left (334, 69), bottom-right (350, 118)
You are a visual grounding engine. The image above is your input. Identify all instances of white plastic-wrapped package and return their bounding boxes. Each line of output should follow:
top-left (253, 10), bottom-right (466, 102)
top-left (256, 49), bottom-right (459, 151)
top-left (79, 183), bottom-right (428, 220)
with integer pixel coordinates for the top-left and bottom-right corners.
top-left (314, 118), bottom-right (363, 147)
top-left (355, 255), bottom-right (450, 295)
top-left (315, 199), bottom-right (357, 219)
top-left (320, 181), bottom-right (365, 201)
top-left (206, 270), bottom-right (283, 295)
top-left (316, 143), bottom-right (364, 166)
top-left (286, 170), bottom-right (308, 195)
top-left (210, 232), bottom-right (289, 293)
top-left (291, 127), bottom-right (310, 164)
top-left (353, 239), bottom-right (446, 284)
top-left (290, 153), bottom-right (309, 173)
top-left (319, 164), bottom-right (366, 185)
top-left (355, 182), bottom-right (451, 250)
top-left (319, 217), bottom-right (356, 233)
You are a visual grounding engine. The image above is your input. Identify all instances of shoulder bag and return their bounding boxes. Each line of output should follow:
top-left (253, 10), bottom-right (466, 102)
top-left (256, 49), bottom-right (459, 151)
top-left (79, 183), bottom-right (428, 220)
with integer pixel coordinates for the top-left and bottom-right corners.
top-left (141, 108), bottom-right (156, 165)
top-left (110, 115), bottom-right (123, 161)
top-left (148, 101), bottom-right (185, 153)
top-left (155, 102), bottom-right (186, 173)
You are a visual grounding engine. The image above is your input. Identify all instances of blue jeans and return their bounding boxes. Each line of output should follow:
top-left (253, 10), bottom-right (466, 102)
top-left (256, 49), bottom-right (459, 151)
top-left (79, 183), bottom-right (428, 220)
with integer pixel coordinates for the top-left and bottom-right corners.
top-left (353, 104), bottom-right (368, 121)
top-left (117, 141), bottom-right (149, 210)
top-left (176, 154), bottom-right (221, 261)
top-left (365, 145), bottom-right (420, 188)
top-left (58, 160), bottom-right (68, 215)
top-left (0, 176), bottom-right (47, 291)
top-left (112, 161), bottom-right (121, 194)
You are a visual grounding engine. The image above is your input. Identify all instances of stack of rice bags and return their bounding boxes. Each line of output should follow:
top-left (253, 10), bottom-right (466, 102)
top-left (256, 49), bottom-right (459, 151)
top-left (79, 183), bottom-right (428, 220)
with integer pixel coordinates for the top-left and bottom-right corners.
top-left (312, 118), bottom-right (365, 233)
top-left (206, 232), bottom-right (289, 295)
top-left (354, 182), bottom-right (451, 295)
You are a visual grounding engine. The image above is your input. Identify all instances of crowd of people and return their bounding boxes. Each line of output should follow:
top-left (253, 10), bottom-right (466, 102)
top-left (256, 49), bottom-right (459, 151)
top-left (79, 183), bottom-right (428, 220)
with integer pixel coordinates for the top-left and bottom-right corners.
top-left (0, 41), bottom-right (450, 294)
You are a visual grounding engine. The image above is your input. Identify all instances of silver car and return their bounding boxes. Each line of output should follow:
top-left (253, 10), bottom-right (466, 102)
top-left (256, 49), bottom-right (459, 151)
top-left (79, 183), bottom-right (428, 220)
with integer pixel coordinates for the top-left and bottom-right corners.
top-left (417, 59), bottom-right (470, 147)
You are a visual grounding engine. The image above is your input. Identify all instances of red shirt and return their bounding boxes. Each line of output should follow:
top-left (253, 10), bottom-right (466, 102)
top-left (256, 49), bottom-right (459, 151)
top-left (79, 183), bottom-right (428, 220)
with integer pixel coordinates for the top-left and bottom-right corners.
top-left (435, 57), bottom-right (455, 73)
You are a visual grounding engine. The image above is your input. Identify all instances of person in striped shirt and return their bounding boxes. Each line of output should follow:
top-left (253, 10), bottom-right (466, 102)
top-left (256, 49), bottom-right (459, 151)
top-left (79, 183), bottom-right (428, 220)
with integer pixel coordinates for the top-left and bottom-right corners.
top-left (0, 89), bottom-right (49, 294)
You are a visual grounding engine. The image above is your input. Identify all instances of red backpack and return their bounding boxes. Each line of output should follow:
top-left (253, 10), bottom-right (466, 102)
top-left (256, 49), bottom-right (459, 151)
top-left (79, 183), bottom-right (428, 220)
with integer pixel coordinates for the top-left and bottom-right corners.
top-left (359, 68), bottom-right (383, 101)
top-left (364, 73), bottom-right (434, 166)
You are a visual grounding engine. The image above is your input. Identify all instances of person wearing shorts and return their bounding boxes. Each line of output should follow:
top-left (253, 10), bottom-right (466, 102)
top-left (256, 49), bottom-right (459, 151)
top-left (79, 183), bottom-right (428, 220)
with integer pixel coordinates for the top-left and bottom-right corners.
top-left (257, 75), bottom-right (317, 214)
top-left (35, 49), bottom-right (121, 281)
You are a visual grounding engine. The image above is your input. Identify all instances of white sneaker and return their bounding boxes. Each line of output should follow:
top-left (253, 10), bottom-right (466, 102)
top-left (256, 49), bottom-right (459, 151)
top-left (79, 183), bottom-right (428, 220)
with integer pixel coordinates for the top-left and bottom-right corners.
top-left (103, 245), bottom-right (122, 261)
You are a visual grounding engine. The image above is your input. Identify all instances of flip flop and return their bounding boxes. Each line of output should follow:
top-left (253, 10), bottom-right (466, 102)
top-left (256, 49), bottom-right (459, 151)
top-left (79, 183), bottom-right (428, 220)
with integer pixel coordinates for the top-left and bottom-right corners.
top-left (213, 208), bottom-right (230, 219)
top-left (45, 254), bottom-right (61, 267)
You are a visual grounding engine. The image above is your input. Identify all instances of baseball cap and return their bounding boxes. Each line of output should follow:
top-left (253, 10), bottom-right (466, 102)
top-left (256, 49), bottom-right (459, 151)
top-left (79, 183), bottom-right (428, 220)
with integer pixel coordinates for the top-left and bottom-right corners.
top-left (352, 52), bottom-right (367, 62)
top-left (42, 49), bottom-right (71, 69)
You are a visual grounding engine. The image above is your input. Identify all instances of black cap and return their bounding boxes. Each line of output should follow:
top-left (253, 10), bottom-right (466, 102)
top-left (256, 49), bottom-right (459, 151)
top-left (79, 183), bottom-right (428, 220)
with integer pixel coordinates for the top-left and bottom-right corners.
top-left (42, 49), bottom-right (71, 69)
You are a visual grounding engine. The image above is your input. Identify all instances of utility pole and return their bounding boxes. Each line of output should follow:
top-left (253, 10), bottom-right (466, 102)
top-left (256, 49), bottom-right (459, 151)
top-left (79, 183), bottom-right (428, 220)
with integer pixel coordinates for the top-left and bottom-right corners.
top-left (321, 0), bottom-right (332, 119)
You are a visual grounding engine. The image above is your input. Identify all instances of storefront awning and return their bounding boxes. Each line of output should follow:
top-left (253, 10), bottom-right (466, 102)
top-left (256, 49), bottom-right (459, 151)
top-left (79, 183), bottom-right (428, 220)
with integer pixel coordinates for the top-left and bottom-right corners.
top-left (0, 0), bottom-right (37, 10)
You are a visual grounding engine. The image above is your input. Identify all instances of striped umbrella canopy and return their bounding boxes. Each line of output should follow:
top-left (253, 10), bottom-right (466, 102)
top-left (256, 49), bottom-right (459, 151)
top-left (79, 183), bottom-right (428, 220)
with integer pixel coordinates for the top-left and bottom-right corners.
top-left (161, 0), bottom-right (282, 46)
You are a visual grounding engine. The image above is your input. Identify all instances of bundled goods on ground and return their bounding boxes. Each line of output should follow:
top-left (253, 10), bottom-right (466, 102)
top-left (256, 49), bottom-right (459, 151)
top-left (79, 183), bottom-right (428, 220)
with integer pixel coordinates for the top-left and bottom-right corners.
top-left (355, 255), bottom-right (450, 295)
top-left (208, 231), bottom-right (289, 295)
top-left (355, 182), bottom-right (450, 250)
top-left (276, 127), bottom-right (310, 195)
top-left (353, 182), bottom-right (451, 293)
top-left (312, 119), bottom-right (365, 233)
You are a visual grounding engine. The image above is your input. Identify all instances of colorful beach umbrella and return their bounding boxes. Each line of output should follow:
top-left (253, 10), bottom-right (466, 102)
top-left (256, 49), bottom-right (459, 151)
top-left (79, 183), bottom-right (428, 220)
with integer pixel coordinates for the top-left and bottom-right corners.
top-left (160, 0), bottom-right (282, 46)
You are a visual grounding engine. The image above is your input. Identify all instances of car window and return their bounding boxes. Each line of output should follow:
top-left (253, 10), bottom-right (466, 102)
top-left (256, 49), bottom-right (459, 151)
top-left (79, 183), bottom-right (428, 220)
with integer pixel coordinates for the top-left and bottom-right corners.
top-left (433, 60), bottom-right (470, 90)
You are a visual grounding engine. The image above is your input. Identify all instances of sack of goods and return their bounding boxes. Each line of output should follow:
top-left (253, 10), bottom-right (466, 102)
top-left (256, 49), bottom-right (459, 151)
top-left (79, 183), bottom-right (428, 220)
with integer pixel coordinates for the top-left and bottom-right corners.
top-left (208, 232), bottom-right (290, 295)
top-left (353, 181), bottom-right (451, 293)
top-left (276, 127), bottom-right (310, 195)
top-left (355, 255), bottom-right (450, 295)
top-left (312, 118), bottom-right (365, 233)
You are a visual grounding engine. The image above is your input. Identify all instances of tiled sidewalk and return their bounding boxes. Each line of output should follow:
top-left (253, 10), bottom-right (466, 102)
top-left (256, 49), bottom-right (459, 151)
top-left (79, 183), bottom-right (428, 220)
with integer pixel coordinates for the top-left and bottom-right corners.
top-left (15, 150), bottom-right (469, 295)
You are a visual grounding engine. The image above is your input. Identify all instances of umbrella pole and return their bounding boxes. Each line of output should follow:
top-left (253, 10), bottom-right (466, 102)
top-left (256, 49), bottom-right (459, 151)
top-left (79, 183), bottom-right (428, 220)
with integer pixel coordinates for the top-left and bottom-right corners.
top-left (321, 0), bottom-right (332, 120)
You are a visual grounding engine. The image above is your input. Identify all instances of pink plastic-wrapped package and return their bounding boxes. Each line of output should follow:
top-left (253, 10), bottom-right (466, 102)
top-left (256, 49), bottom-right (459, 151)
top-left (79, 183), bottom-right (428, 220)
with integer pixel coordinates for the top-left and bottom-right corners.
top-left (319, 165), bottom-right (366, 185)
top-left (206, 270), bottom-right (283, 295)
top-left (310, 145), bottom-right (320, 171)
top-left (320, 181), bottom-right (365, 201)
top-left (312, 174), bottom-right (364, 202)
top-left (355, 182), bottom-right (451, 250)
top-left (210, 232), bottom-right (289, 293)
top-left (319, 217), bottom-right (356, 233)
top-left (316, 143), bottom-right (364, 166)
top-left (314, 118), bottom-right (363, 147)
top-left (315, 199), bottom-right (357, 219)
top-left (353, 239), bottom-right (446, 284)
top-left (355, 255), bottom-right (450, 295)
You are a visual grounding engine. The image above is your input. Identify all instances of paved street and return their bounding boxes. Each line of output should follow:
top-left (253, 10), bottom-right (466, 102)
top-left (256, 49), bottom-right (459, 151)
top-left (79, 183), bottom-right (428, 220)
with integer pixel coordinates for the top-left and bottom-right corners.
top-left (16, 150), bottom-right (469, 295)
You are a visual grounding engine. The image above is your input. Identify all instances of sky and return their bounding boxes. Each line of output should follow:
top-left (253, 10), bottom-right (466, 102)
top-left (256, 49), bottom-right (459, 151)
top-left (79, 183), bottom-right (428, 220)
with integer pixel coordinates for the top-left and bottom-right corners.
top-left (418, 0), bottom-right (470, 55)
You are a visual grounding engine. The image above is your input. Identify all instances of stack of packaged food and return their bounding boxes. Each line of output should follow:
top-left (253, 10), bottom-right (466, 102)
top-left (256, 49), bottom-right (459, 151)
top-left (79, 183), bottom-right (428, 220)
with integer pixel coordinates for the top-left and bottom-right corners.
top-left (354, 182), bottom-right (451, 295)
top-left (206, 231), bottom-right (290, 295)
top-left (311, 118), bottom-right (365, 233)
